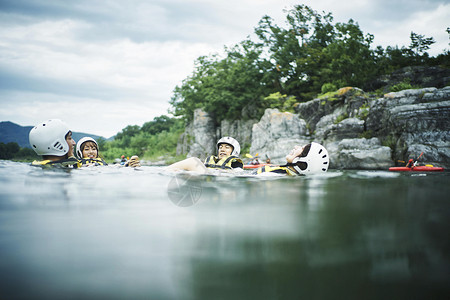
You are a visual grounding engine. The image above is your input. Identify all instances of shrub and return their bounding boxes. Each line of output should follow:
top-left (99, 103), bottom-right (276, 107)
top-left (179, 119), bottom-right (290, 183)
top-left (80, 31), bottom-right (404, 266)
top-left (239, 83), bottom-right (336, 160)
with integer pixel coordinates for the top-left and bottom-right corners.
top-left (321, 83), bottom-right (337, 94)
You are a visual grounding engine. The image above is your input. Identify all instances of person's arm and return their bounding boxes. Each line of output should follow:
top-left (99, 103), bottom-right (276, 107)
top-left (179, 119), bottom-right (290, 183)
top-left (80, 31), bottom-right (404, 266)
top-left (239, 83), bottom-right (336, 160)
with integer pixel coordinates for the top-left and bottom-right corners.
top-left (231, 160), bottom-right (244, 169)
top-left (165, 157), bottom-right (207, 173)
top-left (125, 155), bottom-right (141, 167)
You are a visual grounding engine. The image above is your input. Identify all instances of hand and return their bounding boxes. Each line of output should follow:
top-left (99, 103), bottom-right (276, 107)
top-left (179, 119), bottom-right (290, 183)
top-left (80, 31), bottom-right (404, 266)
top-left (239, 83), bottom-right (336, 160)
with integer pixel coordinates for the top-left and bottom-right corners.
top-left (126, 155), bottom-right (141, 167)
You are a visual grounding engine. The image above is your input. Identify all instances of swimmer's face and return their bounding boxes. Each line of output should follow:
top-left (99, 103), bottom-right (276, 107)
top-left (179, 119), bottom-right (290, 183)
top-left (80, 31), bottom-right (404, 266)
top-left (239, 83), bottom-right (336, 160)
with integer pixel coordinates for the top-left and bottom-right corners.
top-left (218, 143), bottom-right (233, 159)
top-left (65, 131), bottom-right (76, 157)
top-left (286, 145), bottom-right (304, 163)
top-left (82, 141), bottom-right (98, 159)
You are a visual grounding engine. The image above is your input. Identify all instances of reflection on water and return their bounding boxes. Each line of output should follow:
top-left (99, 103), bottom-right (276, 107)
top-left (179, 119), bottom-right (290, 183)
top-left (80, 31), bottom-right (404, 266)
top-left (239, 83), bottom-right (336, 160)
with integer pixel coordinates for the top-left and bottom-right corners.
top-left (0, 161), bottom-right (449, 299)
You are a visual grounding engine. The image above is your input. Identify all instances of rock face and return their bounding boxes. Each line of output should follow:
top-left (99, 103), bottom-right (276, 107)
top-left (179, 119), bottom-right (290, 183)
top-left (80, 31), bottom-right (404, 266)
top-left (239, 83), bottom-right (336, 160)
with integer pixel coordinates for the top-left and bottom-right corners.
top-left (176, 109), bottom-right (216, 159)
top-left (365, 66), bottom-right (450, 92)
top-left (177, 109), bottom-right (256, 160)
top-left (366, 87), bottom-right (450, 167)
top-left (330, 138), bottom-right (392, 170)
top-left (217, 119), bottom-right (255, 151)
top-left (250, 109), bottom-right (309, 163)
top-left (177, 86), bottom-right (450, 169)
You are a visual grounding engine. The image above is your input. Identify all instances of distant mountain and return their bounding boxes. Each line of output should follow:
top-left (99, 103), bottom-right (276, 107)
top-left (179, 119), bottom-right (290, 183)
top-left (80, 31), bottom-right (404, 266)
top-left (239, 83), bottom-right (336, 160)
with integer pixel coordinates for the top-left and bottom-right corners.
top-left (0, 121), bottom-right (109, 148)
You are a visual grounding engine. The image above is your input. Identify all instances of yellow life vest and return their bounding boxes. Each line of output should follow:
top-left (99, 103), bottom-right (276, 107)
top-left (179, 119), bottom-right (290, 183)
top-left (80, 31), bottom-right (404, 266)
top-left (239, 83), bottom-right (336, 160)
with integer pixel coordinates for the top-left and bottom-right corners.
top-left (204, 155), bottom-right (243, 169)
top-left (256, 165), bottom-right (299, 176)
top-left (80, 157), bottom-right (108, 166)
top-left (31, 156), bottom-right (81, 168)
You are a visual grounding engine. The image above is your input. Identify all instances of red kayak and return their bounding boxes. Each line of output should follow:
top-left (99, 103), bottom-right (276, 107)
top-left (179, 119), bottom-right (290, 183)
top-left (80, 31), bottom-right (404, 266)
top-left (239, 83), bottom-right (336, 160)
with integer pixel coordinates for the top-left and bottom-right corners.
top-left (389, 166), bottom-right (444, 172)
top-left (243, 164), bottom-right (270, 170)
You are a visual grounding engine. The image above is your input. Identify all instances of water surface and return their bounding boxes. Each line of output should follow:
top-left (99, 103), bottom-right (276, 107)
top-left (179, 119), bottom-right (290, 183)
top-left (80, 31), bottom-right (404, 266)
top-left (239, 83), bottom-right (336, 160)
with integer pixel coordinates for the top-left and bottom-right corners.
top-left (0, 161), bottom-right (449, 299)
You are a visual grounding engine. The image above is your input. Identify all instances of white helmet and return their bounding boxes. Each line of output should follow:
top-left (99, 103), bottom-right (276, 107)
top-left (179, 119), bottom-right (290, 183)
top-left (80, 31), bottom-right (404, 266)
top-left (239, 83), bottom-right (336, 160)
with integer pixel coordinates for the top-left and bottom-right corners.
top-left (217, 136), bottom-right (240, 156)
top-left (29, 119), bottom-right (71, 156)
top-left (292, 142), bottom-right (329, 174)
top-left (76, 137), bottom-right (98, 159)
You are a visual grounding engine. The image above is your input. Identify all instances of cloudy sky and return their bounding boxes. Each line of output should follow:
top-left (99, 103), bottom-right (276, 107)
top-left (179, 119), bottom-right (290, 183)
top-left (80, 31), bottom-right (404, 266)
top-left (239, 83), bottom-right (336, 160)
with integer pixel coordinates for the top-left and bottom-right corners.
top-left (0, 0), bottom-right (448, 138)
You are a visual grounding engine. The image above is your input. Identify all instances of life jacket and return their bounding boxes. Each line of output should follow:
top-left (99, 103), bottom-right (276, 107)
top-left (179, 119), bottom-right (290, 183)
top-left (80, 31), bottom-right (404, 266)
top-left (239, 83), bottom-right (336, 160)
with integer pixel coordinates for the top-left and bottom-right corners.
top-left (255, 165), bottom-right (299, 176)
top-left (31, 156), bottom-right (81, 168)
top-left (80, 157), bottom-right (108, 166)
top-left (204, 155), bottom-right (243, 169)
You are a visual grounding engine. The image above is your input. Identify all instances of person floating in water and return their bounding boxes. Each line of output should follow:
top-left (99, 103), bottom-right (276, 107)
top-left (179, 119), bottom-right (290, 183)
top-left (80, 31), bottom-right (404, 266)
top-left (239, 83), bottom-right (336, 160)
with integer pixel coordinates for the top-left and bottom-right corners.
top-left (76, 137), bottom-right (108, 166)
top-left (255, 142), bottom-right (329, 176)
top-left (76, 137), bottom-right (140, 167)
top-left (166, 136), bottom-right (243, 173)
top-left (29, 119), bottom-right (80, 168)
top-left (251, 157), bottom-right (260, 165)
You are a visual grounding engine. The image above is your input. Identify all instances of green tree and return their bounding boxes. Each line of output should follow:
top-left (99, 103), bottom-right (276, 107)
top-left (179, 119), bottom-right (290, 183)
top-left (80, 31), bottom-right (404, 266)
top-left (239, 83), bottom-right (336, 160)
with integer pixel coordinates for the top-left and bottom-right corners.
top-left (114, 125), bottom-right (140, 148)
top-left (170, 39), bottom-right (276, 122)
top-left (0, 142), bottom-right (20, 159)
top-left (409, 32), bottom-right (435, 56)
top-left (323, 19), bottom-right (377, 88)
top-left (254, 5), bottom-right (377, 99)
top-left (169, 4), bottom-right (446, 125)
top-left (254, 5), bottom-right (335, 98)
top-left (141, 115), bottom-right (176, 135)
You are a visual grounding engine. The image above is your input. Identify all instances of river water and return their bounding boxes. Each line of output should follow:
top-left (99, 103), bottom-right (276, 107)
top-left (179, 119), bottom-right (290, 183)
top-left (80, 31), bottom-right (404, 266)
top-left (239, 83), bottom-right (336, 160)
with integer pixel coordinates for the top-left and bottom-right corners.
top-left (0, 160), bottom-right (449, 300)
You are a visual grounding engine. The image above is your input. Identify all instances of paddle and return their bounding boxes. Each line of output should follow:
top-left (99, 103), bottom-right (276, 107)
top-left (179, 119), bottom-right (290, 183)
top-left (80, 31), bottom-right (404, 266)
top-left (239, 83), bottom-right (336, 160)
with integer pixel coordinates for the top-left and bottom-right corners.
top-left (245, 153), bottom-right (259, 159)
top-left (412, 152), bottom-right (424, 168)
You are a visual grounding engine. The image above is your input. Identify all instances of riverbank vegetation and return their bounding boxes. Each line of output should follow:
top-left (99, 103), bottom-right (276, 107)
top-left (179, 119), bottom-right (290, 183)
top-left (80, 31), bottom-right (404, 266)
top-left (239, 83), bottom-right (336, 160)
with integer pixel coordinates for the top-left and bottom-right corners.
top-left (100, 116), bottom-right (185, 163)
top-left (0, 142), bottom-right (38, 161)
top-left (169, 5), bottom-right (448, 124)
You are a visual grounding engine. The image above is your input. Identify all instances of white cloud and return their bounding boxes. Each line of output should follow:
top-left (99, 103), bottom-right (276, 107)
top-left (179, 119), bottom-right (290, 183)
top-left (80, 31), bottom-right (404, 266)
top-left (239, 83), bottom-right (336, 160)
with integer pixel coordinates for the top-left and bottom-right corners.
top-left (0, 90), bottom-right (169, 138)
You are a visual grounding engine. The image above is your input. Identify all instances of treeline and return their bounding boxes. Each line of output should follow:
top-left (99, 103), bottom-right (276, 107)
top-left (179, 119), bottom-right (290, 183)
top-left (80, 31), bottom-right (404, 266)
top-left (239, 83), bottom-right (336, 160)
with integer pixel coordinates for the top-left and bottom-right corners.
top-left (0, 142), bottom-right (37, 161)
top-left (170, 4), bottom-right (449, 124)
top-left (100, 115), bottom-right (185, 163)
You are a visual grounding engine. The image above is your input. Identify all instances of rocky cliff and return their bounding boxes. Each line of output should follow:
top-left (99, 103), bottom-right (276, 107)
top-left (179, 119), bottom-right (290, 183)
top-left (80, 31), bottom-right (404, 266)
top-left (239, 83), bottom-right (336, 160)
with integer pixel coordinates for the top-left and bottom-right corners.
top-left (177, 86), bottom-right (450, 169)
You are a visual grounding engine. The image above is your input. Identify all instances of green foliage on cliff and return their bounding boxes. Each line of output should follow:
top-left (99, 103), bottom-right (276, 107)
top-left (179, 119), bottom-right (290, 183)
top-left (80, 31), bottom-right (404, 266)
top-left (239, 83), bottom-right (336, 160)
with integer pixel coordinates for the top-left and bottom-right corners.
top-left (170, 4), bottom-right (446, 122)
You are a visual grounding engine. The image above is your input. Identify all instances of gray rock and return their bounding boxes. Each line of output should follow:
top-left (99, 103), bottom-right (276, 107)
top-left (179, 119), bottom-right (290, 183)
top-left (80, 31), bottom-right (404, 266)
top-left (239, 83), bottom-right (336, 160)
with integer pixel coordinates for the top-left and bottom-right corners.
top-left (178, 109), bottom-right (216, 159)
top-left (328, 138), bottom-right (392, 170)
top-left (217, 119), bottom-right (256, 151)
top-left (366, 88), bottom-right (450, 167)
top-left (250, 109), bottom-right (309, 163)
top-left (176, 86), bottom-right (450, 169)
top-left (316, 117), bottom-right (365, 142)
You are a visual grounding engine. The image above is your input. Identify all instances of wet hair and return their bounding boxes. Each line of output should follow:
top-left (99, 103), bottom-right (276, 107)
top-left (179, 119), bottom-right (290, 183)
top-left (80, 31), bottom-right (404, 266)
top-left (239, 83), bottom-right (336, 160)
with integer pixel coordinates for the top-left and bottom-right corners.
top-left (298, 144), bottom-right (311, 158)
top-left (294, 144), bottom-right (311, 171)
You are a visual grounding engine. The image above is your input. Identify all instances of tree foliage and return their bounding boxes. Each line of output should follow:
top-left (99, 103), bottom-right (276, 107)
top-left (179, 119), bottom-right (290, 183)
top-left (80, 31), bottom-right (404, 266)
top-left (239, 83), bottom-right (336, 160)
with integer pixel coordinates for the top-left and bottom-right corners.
top-left (0, 142), bottom-right (38, 161)
top-left (101, 115), bottom-right (184, 161)
top-left (169, 4), bottom-right (447, 122)
top-left (170, 39), bottom-right (276, 123)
